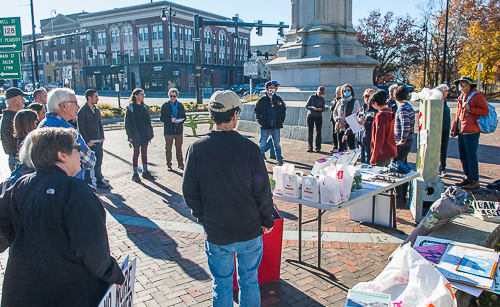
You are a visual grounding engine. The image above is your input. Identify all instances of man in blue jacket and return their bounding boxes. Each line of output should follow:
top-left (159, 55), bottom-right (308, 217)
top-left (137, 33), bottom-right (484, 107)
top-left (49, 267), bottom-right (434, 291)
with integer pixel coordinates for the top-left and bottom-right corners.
top-left (38, 88), bottom-right (95, 179)
top-left (254, 81), bottom-right (286, 166)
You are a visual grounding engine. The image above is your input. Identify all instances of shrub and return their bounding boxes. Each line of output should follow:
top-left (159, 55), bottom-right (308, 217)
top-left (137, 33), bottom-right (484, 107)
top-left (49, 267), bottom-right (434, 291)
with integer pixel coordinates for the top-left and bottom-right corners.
top-left (98, 103), bottom-right (113, 110)
top-left (240, 93), bottom-right (260, 103)
top-left (148, 105), bottom-right (161, 115)
top-left (182, 102), bottom-right (208, 112)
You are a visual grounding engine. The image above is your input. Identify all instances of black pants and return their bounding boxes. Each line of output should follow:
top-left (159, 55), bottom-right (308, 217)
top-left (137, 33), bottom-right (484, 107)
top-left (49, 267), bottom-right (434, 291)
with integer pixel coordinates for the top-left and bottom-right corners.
top-left (393, 145), bottom-right (412, 199)
top-left (440, 130), bottom-right (450, 171)
top-left (307, 116), bottom-right (323, 150)
top-left (331, 121), bottom-right (338, 149)
top-left (337, 131), bottom-right (356, 152)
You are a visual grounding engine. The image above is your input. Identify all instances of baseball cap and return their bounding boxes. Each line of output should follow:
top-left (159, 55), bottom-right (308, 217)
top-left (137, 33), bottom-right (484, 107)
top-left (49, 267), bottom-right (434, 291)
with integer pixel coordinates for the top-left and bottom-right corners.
top-left (5, 87), bottom-right (28, 99)
top-left (271, 80), bottom-right (280, 86)
top-left (265, 81), bottom-right (274, 88)
top-left (209, 90), bottom-right (244, 113)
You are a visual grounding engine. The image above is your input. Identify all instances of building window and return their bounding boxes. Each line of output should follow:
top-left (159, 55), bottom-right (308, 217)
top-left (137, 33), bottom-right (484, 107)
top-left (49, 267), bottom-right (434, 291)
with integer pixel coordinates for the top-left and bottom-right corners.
top-left (204, 28), bottom-right (211, 45)
top-left (62, 50), bottom-right (67, 60)
top-left (173, 26), bottom-right (177, 40)
top-left (214, 52), bottom-right (217, 64)
top-left (220, 53), bottom-right (225, 65)
top-left (145, 48), bottom-right (150, 62)
top-left (138, 28), bottom-right (143, 41)
top-left (99, 54), bottom-right (104, 65)
top-left (179, 27), bottom-right (183, 41)
top-left (111, 31), bottom-right (115, 44)
top-left (53, 51), bottom-right (58, 61)
top-left (159, 48), bottom-right (164, 60)
top-left (151, 73), bottom-right (164, 87)
top-left (144, 27), bottom-right (149, 41)
top-left (61, 38), bottom-right (65, 44)
top-left (153, 47), bottom-right (159, 61)
top-left (45, 52), bottom-right (49, 62)
top-left (159, 25), bottom-right (163, 39)
top-left (129, 50), bottom-right (134, 62)
top-left (112, 53), bottom-right (117, 64)
top-left (128, 28), bottom-right (133, 41)
top-left (174, 48), bottom-right (178, 61)
top-left (204, 51), bottom-right (211, 64)
top-left (152, 25), bottom-right (158, 39)
top-left (102, 32), bottom-right (106, 45)
top-left (187, 28), bottom-right (193, 41)
top-left (219, 31), bottom-right (225, 46)
top-left (71, 49), bottom-right (75, 60)
top-left (188, 49), bottom-right (193, 62)
top-left (180, 48), bottom-right (183, 62)
top-left (44, 41), bottom-right (48, 47)
top-left (124, 29), bottom-right (128, 42)
top-left (139, 49), bottom-right (145, 62)
top-left (98, 33), bottom-right (102, 45)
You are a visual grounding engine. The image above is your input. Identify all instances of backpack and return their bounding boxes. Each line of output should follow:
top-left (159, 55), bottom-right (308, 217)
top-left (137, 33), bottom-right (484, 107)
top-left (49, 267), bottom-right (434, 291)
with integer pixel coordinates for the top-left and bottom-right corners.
top-left (477, 103), bottom-right (498, 134)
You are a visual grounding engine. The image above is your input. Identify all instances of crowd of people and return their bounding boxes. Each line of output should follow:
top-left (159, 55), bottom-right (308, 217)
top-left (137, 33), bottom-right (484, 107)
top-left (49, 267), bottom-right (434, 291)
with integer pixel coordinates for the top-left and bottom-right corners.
top-left (0, 74), bottom-right (491, 305)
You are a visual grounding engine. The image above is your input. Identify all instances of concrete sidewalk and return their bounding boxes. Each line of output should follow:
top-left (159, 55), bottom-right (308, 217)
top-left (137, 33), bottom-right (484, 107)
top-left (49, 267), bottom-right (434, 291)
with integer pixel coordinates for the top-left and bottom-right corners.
top-left (0, 121), bottom-right (499, 306)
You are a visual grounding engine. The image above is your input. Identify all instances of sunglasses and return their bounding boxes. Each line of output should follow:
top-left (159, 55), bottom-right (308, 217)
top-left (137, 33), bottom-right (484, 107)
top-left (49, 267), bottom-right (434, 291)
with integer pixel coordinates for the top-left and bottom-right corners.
top-left (73, 144), bottom-right (81, 152)
top-left (170, 95), bottom-right (177, 98)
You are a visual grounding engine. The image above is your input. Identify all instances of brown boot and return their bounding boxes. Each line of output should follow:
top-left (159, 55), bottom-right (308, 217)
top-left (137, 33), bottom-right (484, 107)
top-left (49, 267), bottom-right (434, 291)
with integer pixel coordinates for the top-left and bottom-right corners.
top-left (462, 181), bottom-right (480, 190)
top-left (455, 178), bottom-right (470, 187)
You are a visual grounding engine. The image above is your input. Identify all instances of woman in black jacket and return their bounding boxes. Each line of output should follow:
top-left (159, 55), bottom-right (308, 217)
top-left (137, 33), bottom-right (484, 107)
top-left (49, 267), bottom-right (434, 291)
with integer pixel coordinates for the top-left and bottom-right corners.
top-left (160, 88), bottom-right (186, 171)
top-left (0, 127), bottom-right (124, 307)
top-left (125, 88), bottom-right (154, 183)
top-left (305, 86), bottom-right (326, 152)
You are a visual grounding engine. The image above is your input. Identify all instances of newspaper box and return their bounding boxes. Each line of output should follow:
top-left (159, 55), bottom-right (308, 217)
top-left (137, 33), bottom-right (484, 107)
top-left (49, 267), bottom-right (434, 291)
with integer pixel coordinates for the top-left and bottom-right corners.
top-left (233, 204), bottom-right (284, 290)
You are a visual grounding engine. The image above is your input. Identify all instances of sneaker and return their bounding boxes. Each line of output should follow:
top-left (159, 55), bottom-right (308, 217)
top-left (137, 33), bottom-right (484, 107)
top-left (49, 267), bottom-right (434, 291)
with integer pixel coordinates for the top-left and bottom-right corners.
top-left (277, 161), bottom-right (283, 166)
top-left (132, 173), bottom-right (141, 183)
top-left (439, 170), bottom-right (448, 178)
top-left (178, 165), bottom-right (184, 170)
top-left (142, 170), bottom-right (155, 180)
top-left (307, 148), bottom-right (313, 152)
top-left (270, 155), bottom-right (277, 160)
top-left (315, 148), bottom-right (321, 153)
top-left (329, 148), bottom-right (338, 153)
top-left (455, 178), bottom-right (470, 187)
top-left (167, 165), bottom-right (173, 171)
top-left (96, 181), bottom-right (110, 189)
top-left (462, 181), bottom-right (480, 190)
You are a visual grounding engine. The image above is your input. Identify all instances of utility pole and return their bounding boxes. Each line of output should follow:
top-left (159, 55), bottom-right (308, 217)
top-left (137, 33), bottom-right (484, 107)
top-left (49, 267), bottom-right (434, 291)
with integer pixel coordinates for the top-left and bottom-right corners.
top-left (30, 0), bottom-right (40, 87)
top-left (441, 0), bottom-right (450, 84)
top-left (423, 21), bottom-right (428, 88)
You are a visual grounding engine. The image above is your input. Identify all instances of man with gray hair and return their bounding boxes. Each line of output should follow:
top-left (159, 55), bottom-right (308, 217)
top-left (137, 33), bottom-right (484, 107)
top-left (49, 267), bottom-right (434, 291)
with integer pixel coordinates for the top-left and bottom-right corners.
top-left (387, 84), bottom-right (398, 113)
top-left (38, 87), bottom-right (95, 179)
top-left (1, 87), bottom-right (28, 170)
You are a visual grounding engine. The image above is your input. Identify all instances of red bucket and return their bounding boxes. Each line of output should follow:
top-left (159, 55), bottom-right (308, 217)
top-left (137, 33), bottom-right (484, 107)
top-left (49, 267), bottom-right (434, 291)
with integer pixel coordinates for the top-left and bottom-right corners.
top-left (233, 204), bottom-right (284, 290)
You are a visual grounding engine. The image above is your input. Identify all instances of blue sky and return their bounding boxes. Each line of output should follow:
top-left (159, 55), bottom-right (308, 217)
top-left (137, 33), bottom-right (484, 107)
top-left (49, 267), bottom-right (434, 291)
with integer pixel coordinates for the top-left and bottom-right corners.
top-left (2, 0), bottom-right (425, 45)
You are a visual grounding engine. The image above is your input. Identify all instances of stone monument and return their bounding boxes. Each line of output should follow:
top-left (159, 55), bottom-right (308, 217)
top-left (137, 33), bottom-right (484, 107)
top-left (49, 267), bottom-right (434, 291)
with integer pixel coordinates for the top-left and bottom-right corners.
top-left (266, 0), bottom-right (377, 101)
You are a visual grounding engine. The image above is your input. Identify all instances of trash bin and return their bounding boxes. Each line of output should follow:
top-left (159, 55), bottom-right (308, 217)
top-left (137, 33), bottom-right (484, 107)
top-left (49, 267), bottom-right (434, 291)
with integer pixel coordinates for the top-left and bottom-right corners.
top-left (233, 204), bottom-right (284, 290)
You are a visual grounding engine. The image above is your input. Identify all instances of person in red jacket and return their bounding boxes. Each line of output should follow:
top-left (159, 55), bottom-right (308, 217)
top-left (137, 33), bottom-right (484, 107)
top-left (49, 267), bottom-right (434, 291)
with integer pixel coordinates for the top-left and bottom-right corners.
top-left (370, 90), bottom-right (397, 166)
top-left (451, 76), bottom-right (489, 190)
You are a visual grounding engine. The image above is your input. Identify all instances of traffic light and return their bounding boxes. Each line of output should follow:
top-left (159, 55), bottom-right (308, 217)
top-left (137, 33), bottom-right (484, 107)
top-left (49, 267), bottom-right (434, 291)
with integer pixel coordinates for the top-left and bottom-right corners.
top-left (90, 29), bottom-right (95, 42)
top-left (105, 50), bottom-right (109, 56)
top-left (264, 52), bottom-right (269, 60)
top-left (256, 20), bottom-right (263, 36)
top-left (69, 37), bottom-right (75, 45)
top-left (247, 51), bottom-right (251, 60)
top-left (278, 22), bottom-right (284, 37)
top-left (88, 47), bottom-right (93, 57)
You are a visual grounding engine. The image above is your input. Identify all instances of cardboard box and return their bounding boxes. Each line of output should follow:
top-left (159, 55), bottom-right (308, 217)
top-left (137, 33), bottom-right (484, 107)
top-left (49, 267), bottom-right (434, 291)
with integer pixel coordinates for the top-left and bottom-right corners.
top-left (283, 171), bottom-right (303, 198)
top-left (302, 176), bottom-right (320, 202)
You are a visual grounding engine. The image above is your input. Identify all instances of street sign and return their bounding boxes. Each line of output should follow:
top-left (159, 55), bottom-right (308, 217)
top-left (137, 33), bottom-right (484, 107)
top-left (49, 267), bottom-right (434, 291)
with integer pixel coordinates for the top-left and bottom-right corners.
top-left (244, 61), bottom-right (258, 76)
top-left (477, 63), bottom-right (484, 72)
top-left (0, 52), bottom-right (21, 79)
top-left (62, 65), bottom-right (72, 80)
top-left (0, 18), bottom-right (22, 52)
top-left (79, 70), bottom-right (84, 75)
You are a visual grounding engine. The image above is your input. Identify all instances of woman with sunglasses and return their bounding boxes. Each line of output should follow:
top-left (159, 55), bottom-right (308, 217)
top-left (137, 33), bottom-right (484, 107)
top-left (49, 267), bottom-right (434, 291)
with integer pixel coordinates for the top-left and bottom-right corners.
top-left (125, 88), bottom-right (154, 183)
top-left (160, 88), bottom-right (186, 171)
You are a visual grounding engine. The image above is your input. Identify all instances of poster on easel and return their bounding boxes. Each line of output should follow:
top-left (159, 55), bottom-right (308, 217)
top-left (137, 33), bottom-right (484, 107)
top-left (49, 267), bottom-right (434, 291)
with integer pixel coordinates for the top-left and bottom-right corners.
top-left (99, 257), bottom-right (137, 307)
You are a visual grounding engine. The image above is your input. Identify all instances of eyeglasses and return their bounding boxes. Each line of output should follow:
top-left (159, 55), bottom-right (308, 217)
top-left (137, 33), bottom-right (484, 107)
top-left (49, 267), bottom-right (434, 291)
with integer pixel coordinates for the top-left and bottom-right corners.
top-left (73, 144), bottom-right (81, 152)
top-left (169, 95), bottom-right (177, 98)
top-left (364, 95), bottom-right (370, 99)
top-left (66, 101), bottom-right (79, 105)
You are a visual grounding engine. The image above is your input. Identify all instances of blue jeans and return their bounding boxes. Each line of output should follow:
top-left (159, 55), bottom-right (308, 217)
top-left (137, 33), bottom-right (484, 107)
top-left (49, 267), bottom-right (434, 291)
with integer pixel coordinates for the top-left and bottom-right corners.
top-left (359, 143), bottom-right (371, 164)
top-left (458, 133), bottom-right (480, 182)
top-left (260, 129), bottom-right (282, 162)
top-left (205, 236), bottom-right (263, 307)
top-left (264, 136), bottom-right (275, 157)
top-left (84, 142), bottom-right (103, 184)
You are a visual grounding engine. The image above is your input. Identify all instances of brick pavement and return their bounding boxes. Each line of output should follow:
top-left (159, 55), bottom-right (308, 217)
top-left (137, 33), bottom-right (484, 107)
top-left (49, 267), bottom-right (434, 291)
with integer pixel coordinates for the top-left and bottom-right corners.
top-left (0, 111), bottom-right (499, 306)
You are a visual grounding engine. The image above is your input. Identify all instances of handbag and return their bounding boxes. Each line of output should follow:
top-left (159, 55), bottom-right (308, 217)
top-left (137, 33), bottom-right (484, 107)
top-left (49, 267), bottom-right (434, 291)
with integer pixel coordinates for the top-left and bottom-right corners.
top-left (0, 172), bottom-right (57, 253)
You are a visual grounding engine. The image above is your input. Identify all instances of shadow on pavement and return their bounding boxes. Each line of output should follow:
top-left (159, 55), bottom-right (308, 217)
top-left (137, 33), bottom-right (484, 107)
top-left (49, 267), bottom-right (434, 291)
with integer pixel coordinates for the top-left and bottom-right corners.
top-left (100, 192), bottom-right (210, 281)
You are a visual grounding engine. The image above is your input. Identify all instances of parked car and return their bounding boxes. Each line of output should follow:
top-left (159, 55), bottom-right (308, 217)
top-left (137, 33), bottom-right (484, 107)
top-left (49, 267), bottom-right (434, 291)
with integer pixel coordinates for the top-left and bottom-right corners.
top-left (0, 95), bottom-right (6, 113)
top-left (24, 83), bottom-right (34, 92)
top-left (377, 82), bottom-right (415, 94)
top-left (254, 83), bottom-right (266, 90)
top-left (1, 82), bottom-right (11, 90)
top-left (243, 89), bottom-right (261, 96)
top-left (45, 82), bottom-right (62, 91)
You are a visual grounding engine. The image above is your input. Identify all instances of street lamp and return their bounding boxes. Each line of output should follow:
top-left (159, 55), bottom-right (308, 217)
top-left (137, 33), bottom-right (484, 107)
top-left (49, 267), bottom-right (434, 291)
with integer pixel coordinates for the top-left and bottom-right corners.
top-left (50, 10), bottom-right (57, 36)
top-left (422, 21), bottom-right (428, 88)
top-left (441, 0), bottom-right (450, 84)
top-left (161, 5), bottom-right (176, 89)
top-left (30, 0), bottom-right (40, 87)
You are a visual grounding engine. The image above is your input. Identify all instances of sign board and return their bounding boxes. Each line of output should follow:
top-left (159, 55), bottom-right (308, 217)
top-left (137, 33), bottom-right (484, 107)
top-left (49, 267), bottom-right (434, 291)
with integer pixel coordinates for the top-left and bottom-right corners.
top-left (0, 17), bottom-right (22, 52)
top-left (62, 65), bottom-right (72, 80)
top-left (79, 70), bottom-right (84, 75)
top-left (244, 61), bottom-right (258, 76)
top-left (0, 52), bottom-right (21, 79)
top-left (93, 49), bottom-right (98, 57)
top-left (112, 52), bottom-right (117, 59)
top-left (173, 70), bottom-right (180, 76)
top-left (99, 257), bottom-right (137, 307)
top-left (477, 63), bottom-right (484, 72)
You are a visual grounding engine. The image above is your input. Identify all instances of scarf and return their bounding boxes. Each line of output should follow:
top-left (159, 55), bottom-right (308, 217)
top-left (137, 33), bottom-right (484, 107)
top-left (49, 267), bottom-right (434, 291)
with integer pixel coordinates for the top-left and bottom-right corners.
top-left (340, 96), bottom-right (353, 118)
top-left (170, 101), bottom-right (178, 118)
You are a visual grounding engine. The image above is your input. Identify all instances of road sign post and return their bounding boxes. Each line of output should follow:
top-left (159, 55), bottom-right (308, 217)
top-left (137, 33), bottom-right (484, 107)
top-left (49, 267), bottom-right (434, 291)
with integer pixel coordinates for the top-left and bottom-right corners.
top-left (0, 52), bottom-right (21, 79)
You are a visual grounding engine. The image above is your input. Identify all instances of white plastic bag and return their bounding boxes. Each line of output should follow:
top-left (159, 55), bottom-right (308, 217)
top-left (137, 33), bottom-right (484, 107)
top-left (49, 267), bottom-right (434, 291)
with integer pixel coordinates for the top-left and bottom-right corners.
top-left (319, 167), bottom-right (342, 206)
top-left (335, 164), bottom-right (355, 202)
top-left (353, 244), bottom-right (457, 307)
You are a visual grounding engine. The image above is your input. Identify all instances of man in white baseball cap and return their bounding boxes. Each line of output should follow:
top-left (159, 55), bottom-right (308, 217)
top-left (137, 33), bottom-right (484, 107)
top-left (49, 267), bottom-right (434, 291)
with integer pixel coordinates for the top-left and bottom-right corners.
top-left (182, 90), bottom-right (275, 306)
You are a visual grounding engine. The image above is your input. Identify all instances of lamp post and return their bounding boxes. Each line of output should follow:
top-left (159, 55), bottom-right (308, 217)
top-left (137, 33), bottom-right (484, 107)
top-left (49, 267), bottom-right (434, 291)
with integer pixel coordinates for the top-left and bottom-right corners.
top-left (422, 21), bottom-right (428, 88)
top-left (441, 0), bottom-right (450, 84)
top-left (161, 5), bottom-right (176, 89)
top-left (50, 10), bottom-right (57, 36)
top-left (31, 0), bottom-right (40, 88)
